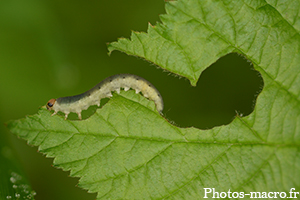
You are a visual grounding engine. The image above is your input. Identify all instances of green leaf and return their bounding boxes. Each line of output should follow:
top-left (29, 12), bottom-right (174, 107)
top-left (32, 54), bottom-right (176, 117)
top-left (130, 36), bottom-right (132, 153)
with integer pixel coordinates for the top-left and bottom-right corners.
top-left (8, 0), bottom-right (300, 199)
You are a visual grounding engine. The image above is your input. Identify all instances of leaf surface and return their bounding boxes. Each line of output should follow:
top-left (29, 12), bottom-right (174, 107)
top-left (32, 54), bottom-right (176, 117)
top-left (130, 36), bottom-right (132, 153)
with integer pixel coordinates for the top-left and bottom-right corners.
top-left (8, 0), bottom-right (300, 199)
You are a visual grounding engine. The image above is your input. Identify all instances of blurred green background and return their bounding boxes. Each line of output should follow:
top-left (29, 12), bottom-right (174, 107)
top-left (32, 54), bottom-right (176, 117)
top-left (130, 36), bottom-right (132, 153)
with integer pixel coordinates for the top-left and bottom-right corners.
top-left (0, 1), bottom-right (263, 199)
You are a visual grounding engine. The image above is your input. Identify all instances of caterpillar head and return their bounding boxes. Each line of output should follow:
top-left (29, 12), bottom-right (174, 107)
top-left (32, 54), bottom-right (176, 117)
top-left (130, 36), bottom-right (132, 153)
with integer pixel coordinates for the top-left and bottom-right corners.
top-left (46, 99), bottom-right (56, 111)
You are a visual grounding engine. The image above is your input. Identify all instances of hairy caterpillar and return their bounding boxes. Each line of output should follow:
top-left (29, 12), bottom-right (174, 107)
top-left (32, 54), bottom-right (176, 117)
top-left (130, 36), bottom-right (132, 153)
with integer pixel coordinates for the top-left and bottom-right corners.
top-left (46, 74), bottom-right (164, 120)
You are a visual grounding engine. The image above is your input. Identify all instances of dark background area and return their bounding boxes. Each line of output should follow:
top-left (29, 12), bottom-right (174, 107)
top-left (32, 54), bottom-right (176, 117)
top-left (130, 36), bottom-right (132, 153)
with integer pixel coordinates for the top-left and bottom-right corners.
top-left (0, 1), bottom-right (263, 199)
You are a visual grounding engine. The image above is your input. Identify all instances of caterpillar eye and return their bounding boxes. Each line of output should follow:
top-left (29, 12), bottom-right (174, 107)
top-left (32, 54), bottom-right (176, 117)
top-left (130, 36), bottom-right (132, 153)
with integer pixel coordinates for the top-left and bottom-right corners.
top-left (46, 99), bottom-right (56, 110)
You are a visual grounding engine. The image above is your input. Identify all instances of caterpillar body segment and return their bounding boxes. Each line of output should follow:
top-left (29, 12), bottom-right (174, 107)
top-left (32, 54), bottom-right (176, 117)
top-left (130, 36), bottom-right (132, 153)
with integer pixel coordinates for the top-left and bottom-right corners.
top-left (46, 74), bottom-right (164, 120)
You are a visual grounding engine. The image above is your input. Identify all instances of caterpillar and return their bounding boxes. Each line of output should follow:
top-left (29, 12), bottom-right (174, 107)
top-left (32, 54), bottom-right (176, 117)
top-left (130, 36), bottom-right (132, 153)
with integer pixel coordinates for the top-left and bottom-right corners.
top-left (46, 74), bottom-right (164, 120)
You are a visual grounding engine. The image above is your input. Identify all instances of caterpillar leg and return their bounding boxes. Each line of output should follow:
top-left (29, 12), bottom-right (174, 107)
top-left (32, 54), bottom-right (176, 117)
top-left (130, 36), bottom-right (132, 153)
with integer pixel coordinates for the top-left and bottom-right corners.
top-left (135, 89), bottom-right (140, 94)
top-left (64, 112), bottom-right (69, 120)
top-left (116, 88), bottom-right (120, 94)
top-left (51, 111), bottom-right (58, 116)
top-left (124, 87), bottom-right (130, 91)
top-left (106, 93), bottom-right (113, 98)
top-left (77, 112), bottom-right (82, 120)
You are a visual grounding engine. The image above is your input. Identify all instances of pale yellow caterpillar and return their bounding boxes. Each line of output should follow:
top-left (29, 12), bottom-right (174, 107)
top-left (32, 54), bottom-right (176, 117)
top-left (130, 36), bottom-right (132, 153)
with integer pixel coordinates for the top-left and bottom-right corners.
top-left (46, 74), bottom-right (163, 120)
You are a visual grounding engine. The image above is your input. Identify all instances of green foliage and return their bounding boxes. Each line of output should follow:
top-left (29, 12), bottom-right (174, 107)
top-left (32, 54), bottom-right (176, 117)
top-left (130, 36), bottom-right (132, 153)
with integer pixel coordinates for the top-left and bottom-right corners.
top-left (0, 134), bottom-right (36, 200)
top-left (7, 0), bottom-right (300, 199)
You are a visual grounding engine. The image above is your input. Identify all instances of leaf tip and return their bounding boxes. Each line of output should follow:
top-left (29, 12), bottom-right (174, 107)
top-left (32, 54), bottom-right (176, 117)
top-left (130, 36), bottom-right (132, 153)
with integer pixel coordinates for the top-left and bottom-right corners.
top-left (5, 119), bottom-right (17, 132)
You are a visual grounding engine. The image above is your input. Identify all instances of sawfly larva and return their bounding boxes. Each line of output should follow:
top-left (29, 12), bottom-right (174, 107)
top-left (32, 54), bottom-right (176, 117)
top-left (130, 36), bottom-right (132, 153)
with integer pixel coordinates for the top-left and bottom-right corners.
top-left (46, 74), bottom-right (163, 120)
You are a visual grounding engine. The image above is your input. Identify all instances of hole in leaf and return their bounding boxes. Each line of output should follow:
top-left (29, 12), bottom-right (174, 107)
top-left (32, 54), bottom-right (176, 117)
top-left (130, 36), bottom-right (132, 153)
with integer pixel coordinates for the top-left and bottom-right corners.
top-left (164, 53), bottom-right (264, 129)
